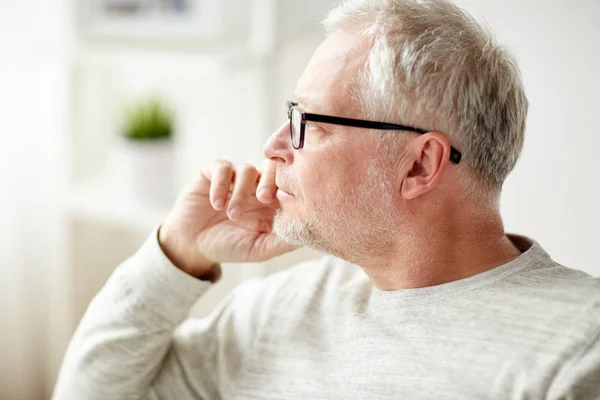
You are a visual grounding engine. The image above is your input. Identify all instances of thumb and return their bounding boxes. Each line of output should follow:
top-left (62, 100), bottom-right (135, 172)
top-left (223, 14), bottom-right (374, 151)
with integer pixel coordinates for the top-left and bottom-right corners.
top-left (254, 231), bottom-right (300, 260)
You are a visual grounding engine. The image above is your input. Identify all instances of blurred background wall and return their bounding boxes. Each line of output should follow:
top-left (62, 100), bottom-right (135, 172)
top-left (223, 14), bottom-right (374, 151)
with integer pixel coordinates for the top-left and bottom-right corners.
top-left (0, 0), bottom-right (598, 398)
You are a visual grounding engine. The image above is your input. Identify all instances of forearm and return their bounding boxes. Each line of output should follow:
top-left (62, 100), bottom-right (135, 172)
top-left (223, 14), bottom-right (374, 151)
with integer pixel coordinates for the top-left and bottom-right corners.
top-left (53, 229), bottom-right (211, 400)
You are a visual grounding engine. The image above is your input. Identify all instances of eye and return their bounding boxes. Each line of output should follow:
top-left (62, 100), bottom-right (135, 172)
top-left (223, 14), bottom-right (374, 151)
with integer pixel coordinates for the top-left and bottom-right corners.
top-left (304, 122), bottom-right (333, 146)
top-left (306, 122), bottom-right (329, 135)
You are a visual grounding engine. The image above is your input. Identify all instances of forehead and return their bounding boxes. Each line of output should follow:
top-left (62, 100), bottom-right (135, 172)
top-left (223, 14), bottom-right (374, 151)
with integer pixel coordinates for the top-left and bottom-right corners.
top-left (295, 30), bottom-right (368, 116)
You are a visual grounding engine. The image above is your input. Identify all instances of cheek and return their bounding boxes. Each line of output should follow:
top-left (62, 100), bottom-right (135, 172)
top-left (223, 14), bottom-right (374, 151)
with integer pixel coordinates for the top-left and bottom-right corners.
top-left (296, 155), bottom-right (357, 210)
top-left (294, 136), bottom-right (376, 208)
top-left (295, 162), bottom-right (325, 208)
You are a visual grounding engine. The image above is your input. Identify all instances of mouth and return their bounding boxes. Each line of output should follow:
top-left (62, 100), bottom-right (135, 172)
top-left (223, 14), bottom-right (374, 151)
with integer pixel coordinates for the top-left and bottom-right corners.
top-left (276, 187), bottom-right (295, 200)
top-left (276, 180), bottom-right (294, 195)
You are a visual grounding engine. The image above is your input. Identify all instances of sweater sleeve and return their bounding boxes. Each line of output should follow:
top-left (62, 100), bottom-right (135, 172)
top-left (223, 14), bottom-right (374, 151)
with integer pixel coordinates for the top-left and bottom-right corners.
top-left (52, 227), bottom-right (267, 400)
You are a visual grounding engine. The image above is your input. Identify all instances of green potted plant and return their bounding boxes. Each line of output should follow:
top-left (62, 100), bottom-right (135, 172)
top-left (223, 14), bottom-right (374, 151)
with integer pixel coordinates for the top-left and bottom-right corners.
top-left (109, 96), bottom-right (175, 208)
top-left (122, 97), bottom-right (173, 141)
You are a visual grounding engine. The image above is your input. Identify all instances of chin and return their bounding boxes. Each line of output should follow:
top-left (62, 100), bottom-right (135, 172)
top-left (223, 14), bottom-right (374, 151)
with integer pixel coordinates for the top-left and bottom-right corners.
top-left (273, 212), bottom-right (315, 247)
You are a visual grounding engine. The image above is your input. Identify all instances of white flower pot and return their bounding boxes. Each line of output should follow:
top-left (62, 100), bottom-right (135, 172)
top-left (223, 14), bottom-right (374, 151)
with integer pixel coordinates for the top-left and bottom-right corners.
top-left (108, 137), bottom-right (175, 208)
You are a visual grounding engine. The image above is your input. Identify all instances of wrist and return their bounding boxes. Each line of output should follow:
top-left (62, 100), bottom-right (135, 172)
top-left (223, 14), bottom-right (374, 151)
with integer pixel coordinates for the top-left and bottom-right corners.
top-left (157, 224), bottom-right (220, 282)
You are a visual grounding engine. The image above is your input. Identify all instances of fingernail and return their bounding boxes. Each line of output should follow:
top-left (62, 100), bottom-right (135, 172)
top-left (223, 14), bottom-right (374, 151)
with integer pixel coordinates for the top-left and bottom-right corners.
top-left (228, 206), bottom-right (242, 220)
top-left (214, 199), bottom-right (225, 209)
top-left (259, 187), bottom-right (273, 200)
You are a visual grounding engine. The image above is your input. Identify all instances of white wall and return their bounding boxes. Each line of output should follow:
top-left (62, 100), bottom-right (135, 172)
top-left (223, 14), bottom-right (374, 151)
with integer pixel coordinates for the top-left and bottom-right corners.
top-left (275, 0), bottom-right (600, 277)
top-left (63, 2), bottom-right (332, 321)
top-left (0, 0), bottom-right (71, 398)
top-left (453, 0), bottom-right (600, 276)
top-left (1, 1), bottom-right (599, 398)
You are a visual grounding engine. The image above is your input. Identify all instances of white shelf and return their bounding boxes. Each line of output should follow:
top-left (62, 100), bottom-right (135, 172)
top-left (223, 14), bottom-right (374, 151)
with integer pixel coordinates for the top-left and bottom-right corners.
top-left (64, 176), bottom-right (170, 232)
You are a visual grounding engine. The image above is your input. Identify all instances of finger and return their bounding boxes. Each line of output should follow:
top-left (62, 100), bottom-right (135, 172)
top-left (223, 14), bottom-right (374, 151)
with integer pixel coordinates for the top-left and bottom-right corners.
top-left (256, 159), bottom-right (278, 203)
top-left (209, 160), bottom-right (234, 210)
top-left (253, 231), bottom-right (300, 261)
top-left (227, 164), bottom-right (260, 220)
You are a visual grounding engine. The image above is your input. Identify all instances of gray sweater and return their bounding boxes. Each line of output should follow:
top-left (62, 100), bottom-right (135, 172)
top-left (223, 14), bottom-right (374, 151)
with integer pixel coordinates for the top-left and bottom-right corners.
top-left (53, 229), bottom-right (600, 399)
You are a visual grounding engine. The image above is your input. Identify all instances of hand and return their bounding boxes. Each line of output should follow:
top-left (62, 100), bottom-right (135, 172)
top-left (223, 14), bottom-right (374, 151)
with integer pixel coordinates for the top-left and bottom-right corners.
top-left (158, 160), bottom-right (299, 279)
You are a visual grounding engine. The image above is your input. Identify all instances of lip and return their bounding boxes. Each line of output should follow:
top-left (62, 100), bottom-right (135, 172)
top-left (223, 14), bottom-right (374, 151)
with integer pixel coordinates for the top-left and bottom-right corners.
top-left (276, 181), bottom-right (295, 197)
top-left (276, 188), bottom-right (295, 200)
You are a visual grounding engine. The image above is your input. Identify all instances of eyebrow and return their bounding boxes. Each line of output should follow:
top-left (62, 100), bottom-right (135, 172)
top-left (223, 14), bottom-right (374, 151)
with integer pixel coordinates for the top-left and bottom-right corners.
top-left (294, 95), bottom-right (319, 113)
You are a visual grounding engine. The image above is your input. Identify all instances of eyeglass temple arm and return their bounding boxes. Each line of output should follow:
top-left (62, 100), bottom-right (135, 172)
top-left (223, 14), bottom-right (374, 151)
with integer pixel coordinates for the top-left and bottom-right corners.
top-left (288, 102), bottom-right (462, 164)
top-left (304, 112), bottom-right (462, 165)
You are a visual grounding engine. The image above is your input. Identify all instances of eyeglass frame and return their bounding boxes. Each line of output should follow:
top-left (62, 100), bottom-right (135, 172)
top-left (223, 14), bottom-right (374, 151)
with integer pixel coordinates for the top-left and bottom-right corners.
top-left (286, 101), bottom-right (462, 165)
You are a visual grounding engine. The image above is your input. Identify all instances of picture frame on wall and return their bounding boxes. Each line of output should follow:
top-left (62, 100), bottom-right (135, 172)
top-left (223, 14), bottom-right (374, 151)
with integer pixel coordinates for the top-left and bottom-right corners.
top-left (78, 0), bottom-right (247, 41)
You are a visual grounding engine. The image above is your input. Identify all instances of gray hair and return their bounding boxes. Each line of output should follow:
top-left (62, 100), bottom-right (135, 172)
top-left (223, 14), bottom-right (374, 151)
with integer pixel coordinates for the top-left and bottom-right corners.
top-left (323, 0), bottom-right (528, 203)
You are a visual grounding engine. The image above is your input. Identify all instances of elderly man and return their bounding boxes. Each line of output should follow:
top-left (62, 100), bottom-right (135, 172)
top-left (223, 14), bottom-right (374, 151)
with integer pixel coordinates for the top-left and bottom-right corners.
top-left (54, 0), bottom-right (600, 398)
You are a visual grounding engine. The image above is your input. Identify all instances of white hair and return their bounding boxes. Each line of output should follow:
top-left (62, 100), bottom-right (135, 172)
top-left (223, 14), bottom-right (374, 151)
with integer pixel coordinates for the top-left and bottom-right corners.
top-left (323, 0), bottom-right (528, 205)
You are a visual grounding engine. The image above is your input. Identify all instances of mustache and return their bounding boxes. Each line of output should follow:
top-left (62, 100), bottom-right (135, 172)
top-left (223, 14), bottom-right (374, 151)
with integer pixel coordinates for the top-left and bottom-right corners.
top-left (275, 176), bottom-right (296, 194)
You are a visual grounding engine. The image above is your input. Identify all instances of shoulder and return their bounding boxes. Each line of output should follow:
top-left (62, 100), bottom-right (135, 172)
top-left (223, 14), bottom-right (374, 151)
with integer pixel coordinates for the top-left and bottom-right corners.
top-left (512, 258), bottom-right (600, 309)
top-left (543, 270), bottom-right (600, 397)
top-left (500, 249), bottom-right (600, 338)
top-left (499, 239), bottom-right (600, 309)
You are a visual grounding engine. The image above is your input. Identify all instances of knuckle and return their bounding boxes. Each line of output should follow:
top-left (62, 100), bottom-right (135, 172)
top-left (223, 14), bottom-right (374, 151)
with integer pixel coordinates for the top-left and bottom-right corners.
top-left (213, 181), bottom-right (231, 195)
top-left (213, 160), bottom-right (233, 173)
top-left (237, 163), bottom-right (257, 177)
top-left (213, 181), bottom-right (229, 192)
top-left (213, 159), bottom-right (232, 167)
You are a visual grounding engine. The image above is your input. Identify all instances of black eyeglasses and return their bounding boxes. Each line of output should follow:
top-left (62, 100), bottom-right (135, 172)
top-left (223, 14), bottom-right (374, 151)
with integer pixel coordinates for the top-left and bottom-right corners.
top-left (287, 101), bottom-right (462, 164)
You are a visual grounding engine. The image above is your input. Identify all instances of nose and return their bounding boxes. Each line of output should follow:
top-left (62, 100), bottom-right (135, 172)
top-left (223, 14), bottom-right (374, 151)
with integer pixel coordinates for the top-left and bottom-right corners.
top-left (263, 122), bottom-right (294, 164)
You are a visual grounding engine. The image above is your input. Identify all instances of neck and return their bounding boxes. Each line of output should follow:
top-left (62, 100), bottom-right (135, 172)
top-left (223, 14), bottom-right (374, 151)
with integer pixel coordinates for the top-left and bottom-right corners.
top-left (355, 202), bottom-right (522, 291)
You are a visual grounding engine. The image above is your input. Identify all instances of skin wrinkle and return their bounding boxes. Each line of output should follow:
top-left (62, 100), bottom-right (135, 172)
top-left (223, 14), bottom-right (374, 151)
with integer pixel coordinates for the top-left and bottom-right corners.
top-left (52, 4), bottom-right (600, 399)
top-left (327, 1), bottom-right (526, 209)
top-left (265, 24), bottom-right (522, 290)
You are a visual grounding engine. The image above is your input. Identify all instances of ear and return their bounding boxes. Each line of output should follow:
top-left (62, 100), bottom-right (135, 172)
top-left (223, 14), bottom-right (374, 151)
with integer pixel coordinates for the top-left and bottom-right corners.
top-left (400, 132), bottom-right (451, 200)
